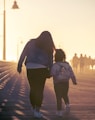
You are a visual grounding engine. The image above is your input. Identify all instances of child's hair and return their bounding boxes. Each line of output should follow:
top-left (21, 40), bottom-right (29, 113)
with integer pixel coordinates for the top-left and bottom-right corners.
top-left (55, 49), bottom-right (66, 62)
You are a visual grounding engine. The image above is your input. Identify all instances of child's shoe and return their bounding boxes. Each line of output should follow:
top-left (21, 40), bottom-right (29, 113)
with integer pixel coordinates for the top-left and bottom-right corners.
top-left (65, 104), bottom-right (70, 113)
top-left (56, 110), bottom-right (63, 117)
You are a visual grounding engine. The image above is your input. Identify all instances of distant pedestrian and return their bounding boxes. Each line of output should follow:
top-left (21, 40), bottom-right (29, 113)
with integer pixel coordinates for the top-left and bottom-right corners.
top-left (51, 49), bottom-right (77, 117)
top-left (72, 53), bottom-right (79, 73)
top-left (79, 54), bottom-right (85, 73)
top-left (17, 31), bottom-right (56, 118)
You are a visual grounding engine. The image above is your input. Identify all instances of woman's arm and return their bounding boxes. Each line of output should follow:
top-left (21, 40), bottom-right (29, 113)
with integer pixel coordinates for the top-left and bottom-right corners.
top-left (17, 42), bottom-right (29, 73)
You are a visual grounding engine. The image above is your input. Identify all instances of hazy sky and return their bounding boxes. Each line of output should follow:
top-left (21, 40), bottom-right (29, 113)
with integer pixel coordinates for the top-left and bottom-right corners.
top-left (0, 0), bottom-right (95, 61)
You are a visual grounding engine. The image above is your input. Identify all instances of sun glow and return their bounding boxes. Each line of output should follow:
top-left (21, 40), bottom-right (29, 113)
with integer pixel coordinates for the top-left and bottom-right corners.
top-left (0, 0), bottom-right (95, 61)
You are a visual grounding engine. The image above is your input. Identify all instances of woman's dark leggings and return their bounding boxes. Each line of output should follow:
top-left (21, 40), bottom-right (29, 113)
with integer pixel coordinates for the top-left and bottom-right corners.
top-left (27, 68), bottom-right (47, 109)
top-left (54, 82), bottom-right (69, 110)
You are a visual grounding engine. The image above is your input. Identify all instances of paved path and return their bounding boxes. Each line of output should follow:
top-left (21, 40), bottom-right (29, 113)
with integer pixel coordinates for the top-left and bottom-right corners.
top-left (0, 61), bottom-right (95, 120)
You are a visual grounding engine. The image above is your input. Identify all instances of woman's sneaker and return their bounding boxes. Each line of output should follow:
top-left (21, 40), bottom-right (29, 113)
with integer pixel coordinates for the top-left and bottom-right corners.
top-left (34, 110), bottom-right (43, 118)
top-left (37, 112), bottom-right (43, 118)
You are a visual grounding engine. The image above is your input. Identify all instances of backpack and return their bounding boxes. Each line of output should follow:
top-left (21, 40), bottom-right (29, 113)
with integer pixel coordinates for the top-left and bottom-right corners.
top-left (56, 63), bottom-right (70, 81)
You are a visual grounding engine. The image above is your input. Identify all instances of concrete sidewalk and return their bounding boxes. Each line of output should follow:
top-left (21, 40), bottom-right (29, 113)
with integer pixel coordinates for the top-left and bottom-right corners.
top-left (0, 63), bottom-right (95, 120)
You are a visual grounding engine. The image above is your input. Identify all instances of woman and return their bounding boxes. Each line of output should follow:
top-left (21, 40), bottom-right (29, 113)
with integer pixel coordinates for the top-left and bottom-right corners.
top-left (17, 31), bottom-right (55, 118)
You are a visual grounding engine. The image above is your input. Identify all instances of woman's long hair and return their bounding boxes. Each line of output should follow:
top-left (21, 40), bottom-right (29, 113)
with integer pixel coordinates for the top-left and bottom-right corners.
top-left (35, 31), bottom-right (55, 54)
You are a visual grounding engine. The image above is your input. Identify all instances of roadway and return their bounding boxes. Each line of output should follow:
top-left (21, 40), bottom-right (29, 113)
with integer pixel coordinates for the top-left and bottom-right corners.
top-left (0, 61), bottom-right (95, 120)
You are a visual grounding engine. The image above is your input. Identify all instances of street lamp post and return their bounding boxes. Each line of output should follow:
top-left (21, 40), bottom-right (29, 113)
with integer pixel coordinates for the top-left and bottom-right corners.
top-left (3, 0), bottom-right (19, 60)
top-left (3, 0), bottom-right (6, 60)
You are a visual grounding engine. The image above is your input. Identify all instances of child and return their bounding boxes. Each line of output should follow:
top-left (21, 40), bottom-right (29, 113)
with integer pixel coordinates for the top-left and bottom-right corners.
top-left (51, 49), bottom-right (77, 117)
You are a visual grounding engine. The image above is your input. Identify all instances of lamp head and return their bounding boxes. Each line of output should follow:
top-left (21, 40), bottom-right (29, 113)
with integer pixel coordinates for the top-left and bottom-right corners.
top-left (12, 1), bottom-right (19, 9)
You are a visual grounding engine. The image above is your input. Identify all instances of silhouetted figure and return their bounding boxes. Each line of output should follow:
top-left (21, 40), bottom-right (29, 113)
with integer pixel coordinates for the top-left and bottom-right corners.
top-left (87, 56), bottom-right (92, 70)
top-left (17, 31), bottom-right (56, 118)
top-left (72, 53), bottom-right (79, 73)
top-left (79, 54), bottom-right (85, 73)
top-left (91, 59), bottom-right (95, 70)
top-left (84, 54), bottom-right (89, 72)
top-left (51, 49), bottom-right (77, 117)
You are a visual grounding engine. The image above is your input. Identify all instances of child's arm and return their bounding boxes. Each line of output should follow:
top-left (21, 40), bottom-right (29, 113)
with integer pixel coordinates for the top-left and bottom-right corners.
top-left (69, 65), bottom-right (77, 85)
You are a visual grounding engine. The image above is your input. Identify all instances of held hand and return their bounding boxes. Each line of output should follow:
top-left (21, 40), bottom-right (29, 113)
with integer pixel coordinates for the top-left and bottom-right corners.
top-left (73, 82), bottom-right (77, 85)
